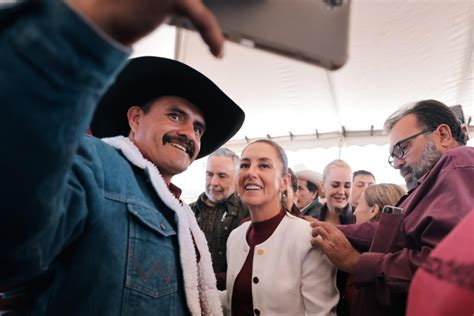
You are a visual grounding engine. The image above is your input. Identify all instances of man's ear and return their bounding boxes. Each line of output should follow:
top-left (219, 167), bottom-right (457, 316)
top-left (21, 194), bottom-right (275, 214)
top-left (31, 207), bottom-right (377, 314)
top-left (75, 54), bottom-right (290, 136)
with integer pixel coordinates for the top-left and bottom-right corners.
top-left (127, 106), bottom-right (143, 134)
top-left (436, 124), bottom-right (454, 147)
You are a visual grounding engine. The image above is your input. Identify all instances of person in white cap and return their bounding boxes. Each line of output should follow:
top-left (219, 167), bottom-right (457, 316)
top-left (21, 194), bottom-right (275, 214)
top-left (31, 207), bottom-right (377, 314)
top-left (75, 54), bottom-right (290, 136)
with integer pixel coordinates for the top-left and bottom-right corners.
top-left (295, 170), bottom-right (324, 218)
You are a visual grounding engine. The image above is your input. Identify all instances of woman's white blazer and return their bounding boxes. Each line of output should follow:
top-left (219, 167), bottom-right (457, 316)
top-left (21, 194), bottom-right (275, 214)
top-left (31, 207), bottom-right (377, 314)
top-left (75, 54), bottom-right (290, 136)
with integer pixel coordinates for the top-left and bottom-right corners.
top-left (221, 214), bottom-right (339, 315)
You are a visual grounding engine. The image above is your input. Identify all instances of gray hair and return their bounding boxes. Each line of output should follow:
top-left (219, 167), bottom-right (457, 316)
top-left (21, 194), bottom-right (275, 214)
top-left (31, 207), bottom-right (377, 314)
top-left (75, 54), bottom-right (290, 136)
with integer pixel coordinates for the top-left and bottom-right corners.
top-left (208, 147), bottom-right (240, 171)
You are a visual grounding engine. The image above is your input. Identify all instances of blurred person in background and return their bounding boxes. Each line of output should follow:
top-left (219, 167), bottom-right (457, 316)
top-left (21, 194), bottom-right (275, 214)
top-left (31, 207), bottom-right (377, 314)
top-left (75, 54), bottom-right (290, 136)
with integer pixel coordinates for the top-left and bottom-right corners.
top-left (191, 147), bottom-right (249, 290)
top-left (282, 167), bottom-right (301, 216)
top-left (317, 159), bottom-right (355, 315)
top-left (353, 183), bottom-right (405, 224)
top-left (350, 170), bottom-right (375, 210)
top-left (295, 169), bottom-right (324, 219)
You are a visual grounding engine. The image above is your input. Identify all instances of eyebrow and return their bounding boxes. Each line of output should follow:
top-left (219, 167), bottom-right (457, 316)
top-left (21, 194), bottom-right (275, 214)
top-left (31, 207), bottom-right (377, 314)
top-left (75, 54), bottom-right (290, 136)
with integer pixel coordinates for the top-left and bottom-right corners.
top-left (169, 105), bottom-right (206, 131)
top-left (240, 157), bottom-right (274, 164)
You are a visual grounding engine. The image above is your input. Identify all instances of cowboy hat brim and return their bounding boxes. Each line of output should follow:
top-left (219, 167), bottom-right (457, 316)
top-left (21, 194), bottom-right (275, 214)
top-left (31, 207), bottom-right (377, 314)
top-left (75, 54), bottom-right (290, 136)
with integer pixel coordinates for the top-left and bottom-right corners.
top-left (295, 170), bottom-right (323, 189)
top-left (91, 56), bottom-right (245, 159)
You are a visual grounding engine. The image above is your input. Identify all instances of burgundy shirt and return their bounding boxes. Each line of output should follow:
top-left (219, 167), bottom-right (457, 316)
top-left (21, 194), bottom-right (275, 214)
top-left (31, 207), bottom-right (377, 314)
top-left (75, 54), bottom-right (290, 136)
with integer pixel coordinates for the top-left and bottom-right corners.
top-left (340, 146), bottom-right (474, 316)
top-left (231, 211), bottom-right (286, 315)
top-left (406, 209), bottom-right (474, 315)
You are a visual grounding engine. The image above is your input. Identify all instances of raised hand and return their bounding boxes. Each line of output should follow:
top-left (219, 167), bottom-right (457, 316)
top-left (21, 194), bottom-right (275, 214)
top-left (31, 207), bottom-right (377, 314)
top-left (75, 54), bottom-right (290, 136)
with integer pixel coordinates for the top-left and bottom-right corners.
top-left (67, 0), bottom-right (224, 57)
top-left (310, 219), bottom-right (360, 273)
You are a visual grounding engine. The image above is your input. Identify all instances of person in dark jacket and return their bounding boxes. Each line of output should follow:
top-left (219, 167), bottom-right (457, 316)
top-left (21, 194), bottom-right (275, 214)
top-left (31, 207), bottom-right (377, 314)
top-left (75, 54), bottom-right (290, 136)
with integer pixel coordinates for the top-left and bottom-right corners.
top-left (190, 147), bottom-right (248, 290)
top-left (295, 169), bottom-right (324, 219)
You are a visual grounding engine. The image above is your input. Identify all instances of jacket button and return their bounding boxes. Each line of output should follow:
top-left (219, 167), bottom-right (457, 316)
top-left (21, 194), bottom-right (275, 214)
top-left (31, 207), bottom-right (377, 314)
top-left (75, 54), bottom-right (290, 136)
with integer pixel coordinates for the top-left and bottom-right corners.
top-left (254, 308), bottom-right (261, 315)
top-left (257, 249), bottom-right (264, 255)
top-left (253, 277), bottom-right (259, 284)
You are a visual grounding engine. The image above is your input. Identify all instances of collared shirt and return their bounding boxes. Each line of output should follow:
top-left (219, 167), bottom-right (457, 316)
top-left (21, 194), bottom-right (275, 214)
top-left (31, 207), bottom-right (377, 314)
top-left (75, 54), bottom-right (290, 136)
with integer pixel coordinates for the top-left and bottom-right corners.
top-left (168, 182), bottom-right (182, 199)
top-left (300, 198), bottom-right (323, 218)
top-left (190, 193), bottom-right (249, 274)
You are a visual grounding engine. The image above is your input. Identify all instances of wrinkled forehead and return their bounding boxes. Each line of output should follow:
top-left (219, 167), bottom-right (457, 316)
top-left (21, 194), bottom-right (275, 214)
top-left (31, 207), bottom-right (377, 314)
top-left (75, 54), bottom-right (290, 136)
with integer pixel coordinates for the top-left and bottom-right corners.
top-left (206, 155), bottom-right (237, 172)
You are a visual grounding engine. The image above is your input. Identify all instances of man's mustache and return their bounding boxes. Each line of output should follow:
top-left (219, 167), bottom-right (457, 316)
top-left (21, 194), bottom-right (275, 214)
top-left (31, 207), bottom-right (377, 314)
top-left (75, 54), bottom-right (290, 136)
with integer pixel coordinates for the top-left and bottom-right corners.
top-left (162, 134), bottom-right (195, 158)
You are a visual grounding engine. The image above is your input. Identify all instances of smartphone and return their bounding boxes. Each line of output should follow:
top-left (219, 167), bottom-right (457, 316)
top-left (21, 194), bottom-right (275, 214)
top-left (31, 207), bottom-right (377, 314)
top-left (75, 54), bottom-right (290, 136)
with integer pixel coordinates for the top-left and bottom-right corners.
top-left (382, 205), bottom-right (404, 215)
top-left (170, 0), bottom-right (351, 70)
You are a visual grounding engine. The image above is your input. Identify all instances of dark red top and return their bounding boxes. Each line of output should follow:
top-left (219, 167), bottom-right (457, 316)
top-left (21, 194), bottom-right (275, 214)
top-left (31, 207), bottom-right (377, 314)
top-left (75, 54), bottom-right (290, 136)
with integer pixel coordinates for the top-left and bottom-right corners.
top-left (231, 211), bottom-right (286, 315)
top-left (407, 209), bottom-right (474, 315)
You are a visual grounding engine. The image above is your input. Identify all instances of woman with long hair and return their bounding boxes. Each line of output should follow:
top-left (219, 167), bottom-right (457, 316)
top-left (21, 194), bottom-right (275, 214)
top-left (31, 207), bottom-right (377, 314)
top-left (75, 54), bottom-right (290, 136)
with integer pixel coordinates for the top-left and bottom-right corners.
top-left (316, 159), bottom-right (355, 315)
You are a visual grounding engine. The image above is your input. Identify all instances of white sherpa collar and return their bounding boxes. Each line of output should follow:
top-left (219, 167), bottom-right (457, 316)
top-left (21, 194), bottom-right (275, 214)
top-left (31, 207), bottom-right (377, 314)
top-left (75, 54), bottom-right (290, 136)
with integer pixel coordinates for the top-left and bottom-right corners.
top-left (102, 136), bottom-right (222, 316)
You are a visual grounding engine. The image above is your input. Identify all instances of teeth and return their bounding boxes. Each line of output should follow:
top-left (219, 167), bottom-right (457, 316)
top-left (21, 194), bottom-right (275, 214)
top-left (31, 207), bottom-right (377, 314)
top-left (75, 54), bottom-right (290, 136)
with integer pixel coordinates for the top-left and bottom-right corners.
top-left (245, 184), bottom-right (261, 190)
top-left (171, 142), bottom-right (187, 152)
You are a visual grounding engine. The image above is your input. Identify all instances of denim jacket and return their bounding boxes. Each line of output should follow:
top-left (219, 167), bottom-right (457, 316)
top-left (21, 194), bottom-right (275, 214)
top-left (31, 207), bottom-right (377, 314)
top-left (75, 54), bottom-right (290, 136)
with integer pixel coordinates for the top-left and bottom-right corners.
top-left (0, 1), bottom-right (220, 315)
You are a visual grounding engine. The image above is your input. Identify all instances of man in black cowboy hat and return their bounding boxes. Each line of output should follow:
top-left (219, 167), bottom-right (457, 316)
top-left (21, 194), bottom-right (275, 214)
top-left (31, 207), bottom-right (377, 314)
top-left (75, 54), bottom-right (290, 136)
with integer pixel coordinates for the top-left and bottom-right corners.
top-left (0, 0), bottom-right (242, 315)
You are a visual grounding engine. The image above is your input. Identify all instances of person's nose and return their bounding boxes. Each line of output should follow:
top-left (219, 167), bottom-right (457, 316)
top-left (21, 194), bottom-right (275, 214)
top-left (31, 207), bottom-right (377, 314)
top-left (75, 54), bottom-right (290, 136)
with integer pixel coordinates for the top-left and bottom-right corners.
top-left (337, 186), bottom-right (345, 195)
top-left (177, 121), bottom-right (198, 142)
top-left (242, 165), bottom-right (258, 180)
top-left (393, 156), bottom-right (405, 169)
top-left (210, 175), bottom-right (219, 186)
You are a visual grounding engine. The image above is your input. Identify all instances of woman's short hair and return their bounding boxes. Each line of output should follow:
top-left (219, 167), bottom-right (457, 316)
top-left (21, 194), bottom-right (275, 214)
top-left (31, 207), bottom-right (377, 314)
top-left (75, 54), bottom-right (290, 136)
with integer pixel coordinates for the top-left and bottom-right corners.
top-left (363, 183), bottom-right (406, 221)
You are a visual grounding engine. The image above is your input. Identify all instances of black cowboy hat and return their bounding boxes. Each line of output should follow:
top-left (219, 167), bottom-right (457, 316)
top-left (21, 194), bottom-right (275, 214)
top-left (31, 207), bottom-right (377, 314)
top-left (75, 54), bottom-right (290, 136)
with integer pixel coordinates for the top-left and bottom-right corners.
top-left (91, 56), bottom-right (245, 159)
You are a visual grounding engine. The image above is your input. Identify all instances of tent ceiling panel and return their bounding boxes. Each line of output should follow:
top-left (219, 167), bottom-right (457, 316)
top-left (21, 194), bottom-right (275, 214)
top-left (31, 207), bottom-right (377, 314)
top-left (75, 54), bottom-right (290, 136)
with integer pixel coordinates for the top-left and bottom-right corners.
top-left (132, 0), bottom-right (473, 149)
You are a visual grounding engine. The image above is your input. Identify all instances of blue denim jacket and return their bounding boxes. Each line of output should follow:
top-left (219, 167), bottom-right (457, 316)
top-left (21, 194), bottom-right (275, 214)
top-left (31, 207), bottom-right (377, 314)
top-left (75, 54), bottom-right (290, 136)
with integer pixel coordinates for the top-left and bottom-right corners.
top-left (0, 1), bottom-right (214, 314)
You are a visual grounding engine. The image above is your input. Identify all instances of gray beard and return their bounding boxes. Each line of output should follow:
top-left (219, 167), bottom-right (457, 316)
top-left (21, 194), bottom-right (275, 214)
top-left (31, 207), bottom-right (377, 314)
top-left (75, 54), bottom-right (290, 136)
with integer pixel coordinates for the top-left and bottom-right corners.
top-left (404, 140), bottom-right (442, 190)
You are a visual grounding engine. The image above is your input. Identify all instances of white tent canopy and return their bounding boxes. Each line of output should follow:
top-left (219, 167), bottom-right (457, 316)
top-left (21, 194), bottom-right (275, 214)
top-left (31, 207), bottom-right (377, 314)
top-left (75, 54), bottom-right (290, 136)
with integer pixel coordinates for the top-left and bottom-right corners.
top-left (132, 0), bottom-right (473, 201)
top-left (133, 0), bottom-right (473, 149)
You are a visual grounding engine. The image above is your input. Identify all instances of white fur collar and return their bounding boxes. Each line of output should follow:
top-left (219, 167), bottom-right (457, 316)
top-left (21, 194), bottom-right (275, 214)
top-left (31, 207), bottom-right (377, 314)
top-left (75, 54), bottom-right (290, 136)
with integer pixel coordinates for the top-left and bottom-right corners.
top-left (102, 136), bottom-right (222, 316)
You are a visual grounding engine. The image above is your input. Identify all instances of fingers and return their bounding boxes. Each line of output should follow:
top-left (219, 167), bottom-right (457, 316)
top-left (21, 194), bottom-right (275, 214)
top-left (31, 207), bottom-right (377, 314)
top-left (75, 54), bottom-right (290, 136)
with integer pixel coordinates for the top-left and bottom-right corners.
top-left (314, 225), bottom-right (330, 240)
top-left (311, 235), bottom-right (324, 247)
top-left (309, 219), bottom-right (322, 227)
top-left (177, 0), bottom-right (225, 57)
top-left (311, 225), bottom-right (330, 251)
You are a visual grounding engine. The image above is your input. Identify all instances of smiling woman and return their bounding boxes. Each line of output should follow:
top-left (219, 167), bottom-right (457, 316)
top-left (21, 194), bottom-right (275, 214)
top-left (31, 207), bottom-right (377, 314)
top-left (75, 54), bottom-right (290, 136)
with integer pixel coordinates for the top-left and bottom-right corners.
top-left (319, 159), bottom-right (354, 225)
top-left (220, 139), bottom-right (339, 315)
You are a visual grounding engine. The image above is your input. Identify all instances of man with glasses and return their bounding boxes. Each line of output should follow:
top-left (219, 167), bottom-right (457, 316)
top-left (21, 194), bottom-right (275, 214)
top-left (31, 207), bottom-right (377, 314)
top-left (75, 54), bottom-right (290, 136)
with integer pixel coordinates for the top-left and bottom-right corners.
top-left (311, 99), bottom-right (474, 316)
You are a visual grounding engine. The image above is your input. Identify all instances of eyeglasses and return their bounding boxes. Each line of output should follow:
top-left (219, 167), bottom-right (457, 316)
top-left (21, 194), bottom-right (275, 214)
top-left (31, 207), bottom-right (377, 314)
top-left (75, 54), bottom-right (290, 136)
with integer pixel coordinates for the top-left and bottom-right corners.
top-left (388, 129), bottom-right (434, 167)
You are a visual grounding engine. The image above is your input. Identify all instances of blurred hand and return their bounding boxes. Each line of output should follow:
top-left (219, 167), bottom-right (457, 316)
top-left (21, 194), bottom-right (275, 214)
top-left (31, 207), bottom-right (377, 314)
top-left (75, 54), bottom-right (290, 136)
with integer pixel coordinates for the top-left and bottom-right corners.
top-left (310, 219), bottom-right (360, 273)
top-left (303, 215), bottom-right (316, 222)
top-left (67, 0), bottom-right (224, 57)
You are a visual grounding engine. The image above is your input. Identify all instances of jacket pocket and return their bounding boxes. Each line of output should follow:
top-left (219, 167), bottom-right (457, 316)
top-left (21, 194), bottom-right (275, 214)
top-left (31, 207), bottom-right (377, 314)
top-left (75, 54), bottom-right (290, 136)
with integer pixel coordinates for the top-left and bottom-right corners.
top-left (125, 203), bottom-right (178, 299)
